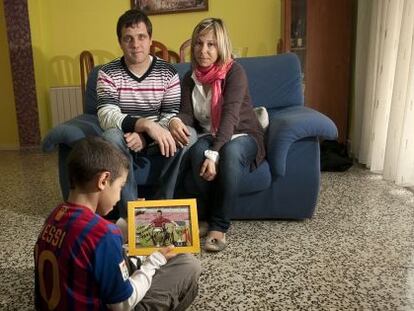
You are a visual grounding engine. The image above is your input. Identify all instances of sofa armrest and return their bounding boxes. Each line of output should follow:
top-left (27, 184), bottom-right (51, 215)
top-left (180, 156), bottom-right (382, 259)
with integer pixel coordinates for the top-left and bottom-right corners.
top-left (266, 106), bottom-right (338, 177)
top-left (42, 114), bottom-right (103, 152)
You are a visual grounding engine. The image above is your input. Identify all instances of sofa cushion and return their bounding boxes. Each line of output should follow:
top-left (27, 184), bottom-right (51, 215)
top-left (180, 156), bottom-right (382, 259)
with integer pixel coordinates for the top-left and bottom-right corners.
top-left (238, 160), bottom-right (271, 194)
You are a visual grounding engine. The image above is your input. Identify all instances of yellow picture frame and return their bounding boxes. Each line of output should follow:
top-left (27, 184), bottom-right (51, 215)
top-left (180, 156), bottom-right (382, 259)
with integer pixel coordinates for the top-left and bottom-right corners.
top-left (127, 199), bottom-right (200, 256)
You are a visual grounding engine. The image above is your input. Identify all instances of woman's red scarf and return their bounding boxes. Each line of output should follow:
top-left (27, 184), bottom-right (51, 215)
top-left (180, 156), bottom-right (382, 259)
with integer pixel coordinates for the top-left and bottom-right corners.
top-left (194, 60), bottom-right (234, 134)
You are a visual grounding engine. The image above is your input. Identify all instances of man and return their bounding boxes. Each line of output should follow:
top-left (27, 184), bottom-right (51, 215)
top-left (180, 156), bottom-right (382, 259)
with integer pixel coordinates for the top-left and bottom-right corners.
top-left (151, 210), bottom-right (176, 228)
top-left (96, 9), bottom-right (195, 219)
top-left (150, 210), bottom-right (177, 247)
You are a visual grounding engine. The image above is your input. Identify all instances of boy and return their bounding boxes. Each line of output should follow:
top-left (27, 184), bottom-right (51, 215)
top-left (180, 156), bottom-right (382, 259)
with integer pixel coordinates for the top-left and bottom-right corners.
top-left (34, 137), bottom-right (200, 310)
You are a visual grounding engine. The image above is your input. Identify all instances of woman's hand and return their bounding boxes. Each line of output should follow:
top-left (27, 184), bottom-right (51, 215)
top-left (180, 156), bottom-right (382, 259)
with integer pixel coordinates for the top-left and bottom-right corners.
top-left (169, 118), bottom-right (191, 148)
top-left (124, 132), bottom-right (146, 152)
top-left (200, 158), bottom-right (217, 181)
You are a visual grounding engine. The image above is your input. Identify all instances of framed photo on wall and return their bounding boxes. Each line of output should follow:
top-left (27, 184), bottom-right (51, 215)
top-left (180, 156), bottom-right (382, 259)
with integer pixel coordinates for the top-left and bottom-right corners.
top-left (127, 199), bottom-right (200, 256)
top-left (131, 0), bottom-right (208, 15)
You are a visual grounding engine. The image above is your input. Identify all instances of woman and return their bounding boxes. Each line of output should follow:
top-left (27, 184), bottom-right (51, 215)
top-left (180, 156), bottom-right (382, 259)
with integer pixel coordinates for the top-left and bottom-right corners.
top-left (169, 18), bottom-right (265, 252)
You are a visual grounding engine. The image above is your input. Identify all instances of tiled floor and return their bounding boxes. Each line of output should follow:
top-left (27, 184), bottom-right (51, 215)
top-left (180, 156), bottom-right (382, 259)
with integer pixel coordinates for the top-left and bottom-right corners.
top-left (1, 149), bottom-right (414, 310)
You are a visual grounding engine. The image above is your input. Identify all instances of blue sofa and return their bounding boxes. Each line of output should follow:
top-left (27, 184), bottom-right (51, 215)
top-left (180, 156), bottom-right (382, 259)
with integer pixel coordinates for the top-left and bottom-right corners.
top-left (43, 53), bottom-right (337, 220)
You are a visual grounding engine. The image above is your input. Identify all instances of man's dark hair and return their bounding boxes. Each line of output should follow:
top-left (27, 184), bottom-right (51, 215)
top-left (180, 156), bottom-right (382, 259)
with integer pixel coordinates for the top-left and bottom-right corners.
top-left (117, 9), bottom-right (152, 42)
top-left (67, 136), bottom-right (129, 189)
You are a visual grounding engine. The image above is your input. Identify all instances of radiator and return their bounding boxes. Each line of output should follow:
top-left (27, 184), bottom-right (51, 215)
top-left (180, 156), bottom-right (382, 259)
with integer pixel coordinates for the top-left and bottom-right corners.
top-left (49, 86), bottom-right (83, 126)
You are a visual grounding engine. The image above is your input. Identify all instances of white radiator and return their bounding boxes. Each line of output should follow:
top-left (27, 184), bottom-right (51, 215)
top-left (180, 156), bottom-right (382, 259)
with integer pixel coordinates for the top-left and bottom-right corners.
top-left (49, 86), bottom-right (83, 126)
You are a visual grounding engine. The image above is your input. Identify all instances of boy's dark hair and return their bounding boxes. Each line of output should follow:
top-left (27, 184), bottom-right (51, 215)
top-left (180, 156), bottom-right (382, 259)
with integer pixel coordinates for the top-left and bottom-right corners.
top-left (116, 9), bottom-right (152, 42)
top-left (67, 136), bottom-right (129, 189)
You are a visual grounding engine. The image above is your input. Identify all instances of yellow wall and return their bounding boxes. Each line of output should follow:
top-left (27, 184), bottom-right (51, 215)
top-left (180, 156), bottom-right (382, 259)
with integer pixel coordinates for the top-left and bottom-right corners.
top-left (0, 1), bottom-right (19, 149)
top-left (26, 0), bottom-right (280, 137)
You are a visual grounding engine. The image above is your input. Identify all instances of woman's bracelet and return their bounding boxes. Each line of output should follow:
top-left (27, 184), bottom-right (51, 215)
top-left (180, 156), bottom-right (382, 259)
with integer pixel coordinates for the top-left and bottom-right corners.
top-left (204, 150), bottom-right (219, 164)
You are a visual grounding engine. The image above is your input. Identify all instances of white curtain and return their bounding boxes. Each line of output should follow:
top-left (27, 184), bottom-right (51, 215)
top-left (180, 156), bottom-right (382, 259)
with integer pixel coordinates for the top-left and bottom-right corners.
top-left (351, 0), bottom-right (414, 187)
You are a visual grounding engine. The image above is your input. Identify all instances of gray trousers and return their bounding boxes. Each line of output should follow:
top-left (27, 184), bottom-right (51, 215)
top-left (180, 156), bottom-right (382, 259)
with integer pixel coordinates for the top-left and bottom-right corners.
top-left (135, 254), bottom-right (201, 311)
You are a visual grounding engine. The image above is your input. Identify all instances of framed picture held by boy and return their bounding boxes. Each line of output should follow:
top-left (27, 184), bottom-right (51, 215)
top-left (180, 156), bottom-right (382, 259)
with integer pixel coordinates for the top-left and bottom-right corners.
top-left (128, 199), bottom-right (200, 256)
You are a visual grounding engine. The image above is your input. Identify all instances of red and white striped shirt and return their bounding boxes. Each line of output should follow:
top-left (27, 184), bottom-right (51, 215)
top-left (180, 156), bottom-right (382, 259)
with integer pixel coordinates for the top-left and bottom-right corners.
top-left (97, 56), bottom-right (181, 132)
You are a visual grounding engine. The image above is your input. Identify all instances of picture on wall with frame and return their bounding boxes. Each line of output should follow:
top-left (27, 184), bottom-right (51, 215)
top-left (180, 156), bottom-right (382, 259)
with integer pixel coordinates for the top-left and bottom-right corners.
top-left (127, 199), bottom-right (200, 256)
top-left (131, 0), bottom-right (208, 15)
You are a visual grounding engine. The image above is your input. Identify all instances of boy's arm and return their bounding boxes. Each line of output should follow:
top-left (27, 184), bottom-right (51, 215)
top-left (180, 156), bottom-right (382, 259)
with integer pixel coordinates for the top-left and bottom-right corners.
top-left (107, 251), bottom-right (167, 310)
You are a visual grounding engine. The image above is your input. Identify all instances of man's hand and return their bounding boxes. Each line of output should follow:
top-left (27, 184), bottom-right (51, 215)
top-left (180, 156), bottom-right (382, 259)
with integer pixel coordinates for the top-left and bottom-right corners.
top-left (136, 119), bottom-right (177, 157)
top-left (158, 245), bottom-right (176, 261)
top-left (200, 158), bottom-right (217, 181)
top-left (169, 118), bottom-right (191, 148)
top-left (124, 132), bottom-right (146, 152)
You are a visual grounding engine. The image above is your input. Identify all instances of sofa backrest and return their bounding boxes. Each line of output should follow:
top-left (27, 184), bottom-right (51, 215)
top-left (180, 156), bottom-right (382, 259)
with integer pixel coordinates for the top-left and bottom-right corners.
top-left (239, 53), bottom-right (304, 109)
top-left (84, 65), bottom-right (102, 114)
top-left (84, 52), bottom-right (303, 114)
top-left (174, 53), bottom-right (304, 110)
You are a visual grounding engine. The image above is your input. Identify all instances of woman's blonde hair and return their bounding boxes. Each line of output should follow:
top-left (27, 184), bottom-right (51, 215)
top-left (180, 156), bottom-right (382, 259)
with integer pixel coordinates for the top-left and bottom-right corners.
top-left (190, 18), bottom-right (233, 68)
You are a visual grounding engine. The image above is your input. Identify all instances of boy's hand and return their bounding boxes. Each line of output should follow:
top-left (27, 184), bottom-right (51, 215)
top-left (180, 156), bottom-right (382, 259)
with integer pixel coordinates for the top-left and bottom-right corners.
top-left (158, 245), bottom-right (176, 261)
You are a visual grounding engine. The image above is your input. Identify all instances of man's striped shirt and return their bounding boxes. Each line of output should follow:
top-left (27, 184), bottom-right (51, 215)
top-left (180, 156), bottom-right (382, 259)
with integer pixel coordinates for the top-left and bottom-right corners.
top-left (97, 56), bottom-right (180, 132)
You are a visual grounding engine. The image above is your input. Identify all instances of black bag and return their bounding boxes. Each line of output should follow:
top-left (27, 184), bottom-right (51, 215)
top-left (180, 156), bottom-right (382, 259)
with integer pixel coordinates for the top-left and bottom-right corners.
top-left (320, 140), bottom-right (353, 172)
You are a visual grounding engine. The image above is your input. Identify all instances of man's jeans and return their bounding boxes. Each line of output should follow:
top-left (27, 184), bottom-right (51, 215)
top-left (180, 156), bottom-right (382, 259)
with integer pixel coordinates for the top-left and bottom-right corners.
top-left (188, 135), bottom-right (258, 232)
top-left (103, 127), bottom-right (197, 218)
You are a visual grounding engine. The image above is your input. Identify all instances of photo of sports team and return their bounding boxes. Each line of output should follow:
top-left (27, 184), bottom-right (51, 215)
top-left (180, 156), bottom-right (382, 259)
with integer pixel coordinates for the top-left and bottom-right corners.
top-left (134, 207), bottom-right (192, 248)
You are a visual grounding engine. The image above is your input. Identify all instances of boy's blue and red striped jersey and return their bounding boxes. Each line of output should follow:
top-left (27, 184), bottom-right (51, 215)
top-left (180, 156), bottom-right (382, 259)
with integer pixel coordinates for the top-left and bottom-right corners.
top-left (34, 202), bottom-right (132, 310)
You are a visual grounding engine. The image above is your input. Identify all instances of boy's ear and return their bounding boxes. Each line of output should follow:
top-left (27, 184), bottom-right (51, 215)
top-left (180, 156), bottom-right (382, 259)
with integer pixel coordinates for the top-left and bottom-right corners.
top-left (97, 171), bottom-right (111, 190)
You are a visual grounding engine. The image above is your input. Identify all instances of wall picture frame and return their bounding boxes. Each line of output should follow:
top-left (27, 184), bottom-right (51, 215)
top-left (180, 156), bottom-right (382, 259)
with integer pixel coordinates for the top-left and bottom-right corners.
top-left (127, 199), bottom-right (200, 256)
top-left (131, 0), bottom-right (209, 15)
